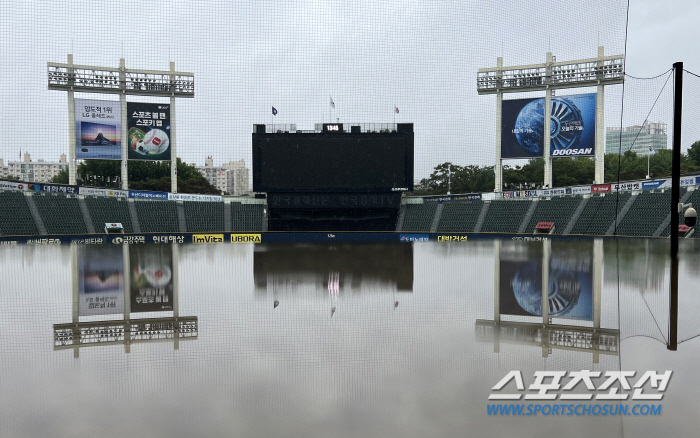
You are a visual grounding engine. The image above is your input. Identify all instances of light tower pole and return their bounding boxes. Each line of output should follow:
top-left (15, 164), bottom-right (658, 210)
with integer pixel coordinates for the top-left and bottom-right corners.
top-left (478, 47), bottom-right (624, 192)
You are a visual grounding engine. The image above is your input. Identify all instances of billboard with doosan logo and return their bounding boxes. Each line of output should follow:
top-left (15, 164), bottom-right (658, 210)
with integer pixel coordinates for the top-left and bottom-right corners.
top-left (501, 93), bottom-right (596, 159)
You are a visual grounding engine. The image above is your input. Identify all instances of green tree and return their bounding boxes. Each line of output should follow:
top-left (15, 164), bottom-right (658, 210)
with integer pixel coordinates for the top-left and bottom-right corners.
top-left (50, 169), bottom-right (69, 184)
top-left (687, 140), bottom-right (700, 167)
top-left (74, 158), bottom-right (219, 194)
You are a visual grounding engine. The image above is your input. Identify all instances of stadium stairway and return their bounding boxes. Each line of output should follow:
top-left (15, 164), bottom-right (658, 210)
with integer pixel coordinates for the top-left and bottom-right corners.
top-left (0, 191), bottom-right (42, 236)
top-left (518, 200), bottom-right (539, 233)
top-left (607, 194), bottom-right (638, 235)
top-left (563, 197), bottom-right (589, 234)
top-left (436, 202), bottom-right (484, 233)
top-left (430, 204), bottom-right (444, 232)
top-left (473, 202), bottom-right (489, 232)
top-left (177, 202), bottom-right (187, 232)
top-left (135, 200), bottom-right (180, 233)
top-left (480, 200), bottom-right (531, 234)
top-left (183, 201), bottom-right (225, 232)
top-left (524, 196), bottom-right (583, 234)
top-left (33, 193), bottom-right (88, 235)
top-left (616, 192), bottom-right (670, 237)
top-left (77, 198), bottom-right (96, 234)
top-left (25, 195), bottom-right (47, 235)
top-left (401, 204), bottom-right (437, 232)
top-left (127, 200), bottom-right (142, 233)
top-left (85, 196), bottom-right (135, 234)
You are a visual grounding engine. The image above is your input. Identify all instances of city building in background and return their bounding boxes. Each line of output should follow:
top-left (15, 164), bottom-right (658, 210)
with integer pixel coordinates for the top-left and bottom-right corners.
top-left (605, 121), bottom-right (667, 156)
top-left (0, 152), bottom-right (68, 182)
top-left (196, 157), bottom-right (250, 196)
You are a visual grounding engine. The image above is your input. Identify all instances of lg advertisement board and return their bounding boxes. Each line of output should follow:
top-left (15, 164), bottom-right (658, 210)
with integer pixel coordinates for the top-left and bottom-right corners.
top-left (78, 245), bottom-right (124, 316)
top-left (501, 93), bottom-right (596, 159)
top-left (75, 99), bottom-right (122, 160)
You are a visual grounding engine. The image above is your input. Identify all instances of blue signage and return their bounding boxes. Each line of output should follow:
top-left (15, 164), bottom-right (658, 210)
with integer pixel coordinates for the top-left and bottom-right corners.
top-left (642, 180), bottom-right (666, 190)
top-left (400, 234), bottom-right (430, 242)
top-left (128, 190), bottom-right (169, 200)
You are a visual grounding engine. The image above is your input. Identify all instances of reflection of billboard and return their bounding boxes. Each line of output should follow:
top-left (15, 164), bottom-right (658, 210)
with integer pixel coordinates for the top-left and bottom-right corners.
top-left (79, 245), bottom-right (124, 316)
top-left (75, 99), bottom-right (122, 160)
top-left (501, 94), bottom-right (596, 159)
top-left (130, 245), bottom-right (174, 312)
top-left (127, 102), bottom-right (171, 160)
top-left (499, 240), bottom-right (592, 321)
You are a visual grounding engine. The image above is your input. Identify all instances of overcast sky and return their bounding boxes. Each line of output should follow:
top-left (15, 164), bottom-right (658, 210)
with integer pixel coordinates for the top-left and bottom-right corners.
top-left (0, 0), bottom-right (696, 179)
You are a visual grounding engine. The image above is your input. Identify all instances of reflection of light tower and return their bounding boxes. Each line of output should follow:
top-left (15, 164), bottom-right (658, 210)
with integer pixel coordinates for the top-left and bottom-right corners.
top-left (478, 47), bottom-right (624, 191)
top-left (55, 243), bottom-right (197, 358)
top-left (478, 239), bottom-right (617, 363)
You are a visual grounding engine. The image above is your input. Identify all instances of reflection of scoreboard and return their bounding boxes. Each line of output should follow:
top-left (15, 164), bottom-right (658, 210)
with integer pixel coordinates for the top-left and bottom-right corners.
top-left (254, 243), bottom-right (413, 295)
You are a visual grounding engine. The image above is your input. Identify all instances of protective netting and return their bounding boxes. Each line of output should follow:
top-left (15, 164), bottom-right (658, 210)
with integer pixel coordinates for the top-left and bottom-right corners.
top-left (0, 0), bottom-right (629, 194)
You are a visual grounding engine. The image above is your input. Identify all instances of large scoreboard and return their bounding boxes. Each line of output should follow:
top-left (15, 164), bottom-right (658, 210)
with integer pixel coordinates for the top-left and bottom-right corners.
top-left (252, 124), bottom-right (414, 193)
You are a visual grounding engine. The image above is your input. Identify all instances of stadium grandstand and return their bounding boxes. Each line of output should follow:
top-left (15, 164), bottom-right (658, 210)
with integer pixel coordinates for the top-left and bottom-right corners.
top-left (1, 177), bottom-right (698, 238)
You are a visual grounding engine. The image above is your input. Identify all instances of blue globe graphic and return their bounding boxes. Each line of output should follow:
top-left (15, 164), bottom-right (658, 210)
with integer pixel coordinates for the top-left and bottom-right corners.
top-left (514, 97), bottom-right (584, 155)
top-left (512, 264), bottom-right (581, 317)
top-left (514, 100), bottom-right (545, 155)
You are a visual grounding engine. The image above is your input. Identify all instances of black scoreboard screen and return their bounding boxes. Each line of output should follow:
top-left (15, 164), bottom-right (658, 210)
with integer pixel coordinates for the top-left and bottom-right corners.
top-left (252, 127), bottom-right (414, 193)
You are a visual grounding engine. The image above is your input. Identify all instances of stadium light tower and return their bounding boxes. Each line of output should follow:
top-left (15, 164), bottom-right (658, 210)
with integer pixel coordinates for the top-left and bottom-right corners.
top-left (47, 55), bottom-right (194, 193)
top-left (478, 47), bottom-right (624, 191)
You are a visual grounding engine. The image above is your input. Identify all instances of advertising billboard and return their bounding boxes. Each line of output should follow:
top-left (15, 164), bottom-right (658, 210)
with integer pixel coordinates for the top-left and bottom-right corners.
top-left (78, 245), bottom-right (124, 316)
top-left (127, 102), bottom-right (171, 161)
top-left (501, 97), bottom-right (544, 158)
top-left (129, 245), bottom-right (174, 312)
top-left (75, 99), bottom-right (122, 160)
top-left (501, 93), bottom-right (596, 159)
top-left (499, 240), bottom-right (592, 321)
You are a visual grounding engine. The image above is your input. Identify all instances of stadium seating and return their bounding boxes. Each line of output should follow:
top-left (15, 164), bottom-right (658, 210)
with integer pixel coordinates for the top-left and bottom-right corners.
top-left (436, 202), bottom-right (483, 232)
top-left (231, 203), bottom-right (264, 231)
top-left (569, 192), bottom-right (631, 235)
top-left (524, 196), bottom-right (583, 234)
top-left (480, 200), bottom-right (531, 233)
top-left (0, 191), bottom-right (40, 236)
top-left (84, 196), bottom-right (135, 233)
top-left (616, 192), bottom-right (670, 237)
top-left (33, 193), bottom-right (88, 235)
top-left (134, 200), bottom-right (180, 233)
top-left (401, 204), bottom-right (437, 232)
top-left (184, 201), bottom-right (225, 232)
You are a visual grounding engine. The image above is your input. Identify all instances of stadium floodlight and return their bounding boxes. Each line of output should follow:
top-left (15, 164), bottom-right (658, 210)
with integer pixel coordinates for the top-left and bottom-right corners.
top-left (479, 47), bottom-right (624, 192)
top-left (48, 55), bottom-right (195, 193)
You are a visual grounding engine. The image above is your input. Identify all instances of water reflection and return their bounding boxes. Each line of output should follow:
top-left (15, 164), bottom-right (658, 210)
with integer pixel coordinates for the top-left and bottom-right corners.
top-left (1, 238), bottom-right (699, 437)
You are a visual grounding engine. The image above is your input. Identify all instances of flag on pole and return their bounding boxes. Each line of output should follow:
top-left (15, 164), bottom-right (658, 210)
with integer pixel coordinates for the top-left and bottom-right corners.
top-left (272, 106), bottom-right (278, 116)
top-left (394, 106), bottom-right (399, 114)
top-left (330, 97), bottom-right (335, 109)
top-left (648, 146), bottom-right (656, 155)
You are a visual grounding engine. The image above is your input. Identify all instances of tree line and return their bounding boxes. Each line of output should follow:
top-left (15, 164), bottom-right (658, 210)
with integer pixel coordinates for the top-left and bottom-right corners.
top-left (50, 159), bottom-right (220, 195)
top-left (414, 141), bottom-right (700, 196)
